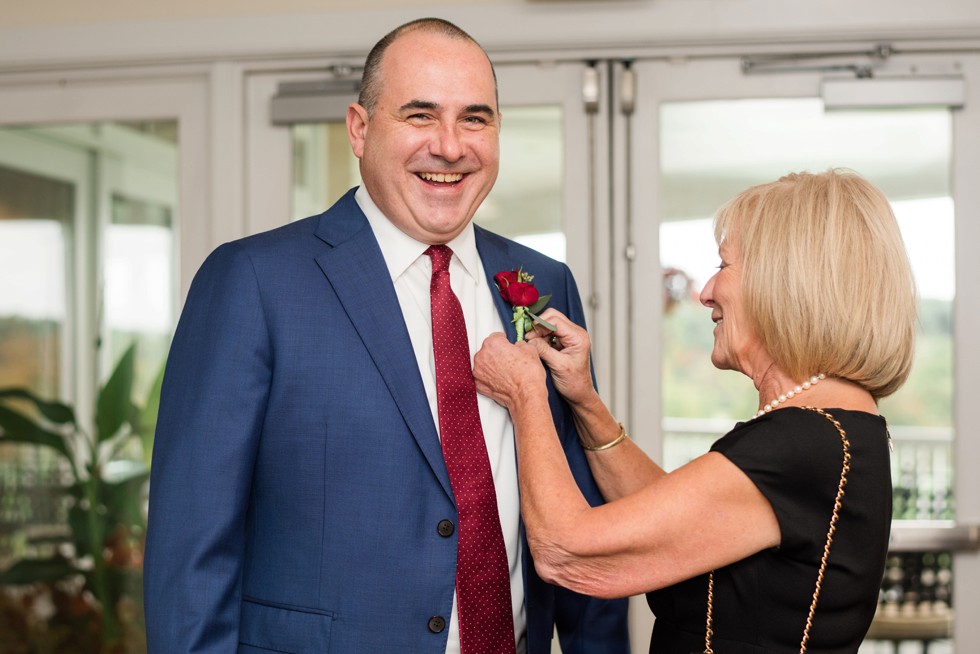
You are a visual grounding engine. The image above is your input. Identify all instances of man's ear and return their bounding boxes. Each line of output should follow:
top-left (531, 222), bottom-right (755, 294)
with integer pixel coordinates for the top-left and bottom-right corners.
top-left (347, 103), bottom-right (369, 158)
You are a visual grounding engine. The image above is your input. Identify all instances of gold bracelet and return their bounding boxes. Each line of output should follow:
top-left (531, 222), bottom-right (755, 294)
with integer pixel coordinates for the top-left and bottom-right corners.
top-left (580, 422), bottom-right (629, 452)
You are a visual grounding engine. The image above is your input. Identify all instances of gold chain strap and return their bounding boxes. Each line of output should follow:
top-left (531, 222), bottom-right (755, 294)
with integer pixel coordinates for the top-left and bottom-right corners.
top-left (703, 407), bottom-right (851, 654)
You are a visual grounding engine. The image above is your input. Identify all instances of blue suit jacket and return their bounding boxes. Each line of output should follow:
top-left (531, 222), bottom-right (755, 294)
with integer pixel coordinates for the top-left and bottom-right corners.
top-left (144, 188), bottom-right (630, 653)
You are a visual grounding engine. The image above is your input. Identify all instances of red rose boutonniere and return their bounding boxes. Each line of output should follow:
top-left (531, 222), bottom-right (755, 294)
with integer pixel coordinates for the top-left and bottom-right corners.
top-left (494, 268), bottom-right (557, 341)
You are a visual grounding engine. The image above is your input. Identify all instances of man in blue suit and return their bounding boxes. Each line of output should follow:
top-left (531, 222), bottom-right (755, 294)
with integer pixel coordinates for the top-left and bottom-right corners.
top-left (144, 17), bottom-right (629, 653)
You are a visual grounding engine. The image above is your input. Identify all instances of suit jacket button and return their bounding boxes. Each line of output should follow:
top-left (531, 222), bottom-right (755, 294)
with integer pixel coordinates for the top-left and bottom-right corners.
top-left (428, 615), bottom-right (447, 633)
top-left (437, 519), bottom-right (455, 537)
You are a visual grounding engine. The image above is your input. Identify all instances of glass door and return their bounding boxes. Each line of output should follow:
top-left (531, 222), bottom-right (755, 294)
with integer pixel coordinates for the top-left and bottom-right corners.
top-left (628, 53), bottom-right (980, 652)
top-left (0, 78), bottom-right (207, 652)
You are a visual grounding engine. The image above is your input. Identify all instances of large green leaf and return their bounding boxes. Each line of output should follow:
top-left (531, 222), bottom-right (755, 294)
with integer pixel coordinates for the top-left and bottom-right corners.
top-left (0, 388), bottom-right (75, 425)
top-left (0, 404), bottom-right (72, 461)
top-left (96, 343), bottom-right (137, 444)
top-left (0, 554), bottom-right (80, 585)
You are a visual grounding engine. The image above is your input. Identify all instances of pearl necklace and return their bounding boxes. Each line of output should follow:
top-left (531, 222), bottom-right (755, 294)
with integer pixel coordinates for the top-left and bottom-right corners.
top-left (755, 373), bottom-right (826, 418)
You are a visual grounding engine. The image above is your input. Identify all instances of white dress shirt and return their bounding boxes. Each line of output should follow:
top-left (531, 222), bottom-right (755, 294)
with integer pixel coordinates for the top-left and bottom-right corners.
top-left (356, 187), bottom-right (526, 654)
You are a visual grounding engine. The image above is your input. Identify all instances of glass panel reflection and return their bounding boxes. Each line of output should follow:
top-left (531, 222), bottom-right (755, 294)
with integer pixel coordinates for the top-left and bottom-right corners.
top-left (0, 165), bottom-right (70, 398)
top-left (479, 106), bottom-right (565, 261)
top-left (107, 192), bottom-right (174, 400)
top-left (291, 122), bottom-right (361, 221)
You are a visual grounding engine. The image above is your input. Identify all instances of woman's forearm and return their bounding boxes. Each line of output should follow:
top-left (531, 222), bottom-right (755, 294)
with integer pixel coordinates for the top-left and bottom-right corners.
top-left (512, 389), bottom-right (665, 598)
top-left (510, 388), bottom-right (592, 553)
top-left (568, 392), bottom-right (665, 500)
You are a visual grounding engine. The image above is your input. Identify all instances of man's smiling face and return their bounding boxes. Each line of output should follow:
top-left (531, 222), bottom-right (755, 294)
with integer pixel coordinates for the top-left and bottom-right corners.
top-left (346, 30), bottom-right (500, 245)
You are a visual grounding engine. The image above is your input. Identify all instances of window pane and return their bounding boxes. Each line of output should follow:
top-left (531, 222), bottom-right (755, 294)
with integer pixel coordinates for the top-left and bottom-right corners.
top-left (291, 122), bottom-right (361, 221)
top-left (0, 165), bottom-right (70, 397)
top-left (102, 120), bottom-right (179, 400)
top-left (107, 192), bottom-right (174, 400)
top-left (478, 105), bottom-right (565, 261)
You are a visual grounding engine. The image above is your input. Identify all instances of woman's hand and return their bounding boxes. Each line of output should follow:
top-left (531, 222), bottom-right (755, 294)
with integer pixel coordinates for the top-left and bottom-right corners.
top-left (525, 309), bottom-right (598, 407)
top-left (473, 333), bottom-right (547, 411)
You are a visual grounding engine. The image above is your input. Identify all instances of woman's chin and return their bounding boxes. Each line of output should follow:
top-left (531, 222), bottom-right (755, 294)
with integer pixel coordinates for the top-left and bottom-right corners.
top-left (709, 351), bottom-right (735, 372)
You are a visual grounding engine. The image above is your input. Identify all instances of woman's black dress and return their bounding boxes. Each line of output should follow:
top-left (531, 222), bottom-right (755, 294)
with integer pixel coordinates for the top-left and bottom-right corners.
top-left (646, 408), bottom-right (892, 654)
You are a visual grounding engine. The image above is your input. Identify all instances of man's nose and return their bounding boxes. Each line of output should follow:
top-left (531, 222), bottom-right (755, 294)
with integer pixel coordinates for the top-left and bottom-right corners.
top-left (430, 122), bottom-right (464, 162)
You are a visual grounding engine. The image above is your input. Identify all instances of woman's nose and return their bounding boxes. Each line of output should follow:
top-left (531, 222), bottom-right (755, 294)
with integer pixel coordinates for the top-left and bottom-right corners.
top-left (699, 274), bottom-right (716, 308)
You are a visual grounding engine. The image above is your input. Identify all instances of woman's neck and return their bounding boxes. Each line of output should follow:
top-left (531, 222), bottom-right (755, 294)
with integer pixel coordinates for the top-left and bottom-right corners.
top-left (753, 366), bottom-right (877, 416)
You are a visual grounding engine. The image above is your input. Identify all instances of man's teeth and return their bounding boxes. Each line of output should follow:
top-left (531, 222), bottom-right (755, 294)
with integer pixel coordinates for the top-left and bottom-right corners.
top-left (420, 172), bottom-right (463, 183)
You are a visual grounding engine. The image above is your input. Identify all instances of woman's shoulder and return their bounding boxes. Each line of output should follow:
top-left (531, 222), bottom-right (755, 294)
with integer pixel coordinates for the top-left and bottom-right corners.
top-left (719, 406), bottom-right (886, 437)
top-left (711, 406), bottom-right (889, 465)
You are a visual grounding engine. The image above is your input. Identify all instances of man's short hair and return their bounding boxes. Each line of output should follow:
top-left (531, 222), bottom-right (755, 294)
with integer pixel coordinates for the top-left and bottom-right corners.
top-left (358, 17), bottom-right (498, 114)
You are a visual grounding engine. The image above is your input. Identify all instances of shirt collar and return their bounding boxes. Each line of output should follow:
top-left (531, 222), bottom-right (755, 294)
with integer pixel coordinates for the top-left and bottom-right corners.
top-left (355, 185), bottom-right (481, 284)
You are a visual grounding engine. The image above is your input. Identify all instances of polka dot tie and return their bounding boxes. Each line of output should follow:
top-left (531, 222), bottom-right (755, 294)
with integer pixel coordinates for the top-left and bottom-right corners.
top-left (426, 245), bottom-right (516, 654)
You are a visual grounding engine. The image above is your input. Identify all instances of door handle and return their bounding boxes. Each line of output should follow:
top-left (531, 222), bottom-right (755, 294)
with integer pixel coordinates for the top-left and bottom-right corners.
top-left (889, 520), bottom-right (980, 551)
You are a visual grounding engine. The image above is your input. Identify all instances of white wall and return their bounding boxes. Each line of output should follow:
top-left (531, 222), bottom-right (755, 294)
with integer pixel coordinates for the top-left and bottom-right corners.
top-left (2, 0), bottom-right (980, 73)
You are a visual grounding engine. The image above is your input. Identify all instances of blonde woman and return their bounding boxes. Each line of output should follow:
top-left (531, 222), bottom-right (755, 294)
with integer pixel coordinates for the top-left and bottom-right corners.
top-left (474, 169), bottom-right (916, 653)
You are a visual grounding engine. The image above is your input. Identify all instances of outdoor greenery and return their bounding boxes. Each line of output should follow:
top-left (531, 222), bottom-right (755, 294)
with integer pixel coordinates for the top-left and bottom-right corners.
top-left (663, 297), bottom-right (954, 427)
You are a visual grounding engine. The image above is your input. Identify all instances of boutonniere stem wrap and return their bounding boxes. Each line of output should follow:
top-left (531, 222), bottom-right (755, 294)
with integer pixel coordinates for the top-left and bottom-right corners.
top-left (494, 268), bottom-right (556, 341)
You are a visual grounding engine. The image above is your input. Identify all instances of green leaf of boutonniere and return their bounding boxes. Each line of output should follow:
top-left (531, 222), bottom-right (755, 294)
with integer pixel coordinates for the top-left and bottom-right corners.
top-left (527, 309), bottom-right (556, 333)
top-left (527, 294), bottom-right (551, 314)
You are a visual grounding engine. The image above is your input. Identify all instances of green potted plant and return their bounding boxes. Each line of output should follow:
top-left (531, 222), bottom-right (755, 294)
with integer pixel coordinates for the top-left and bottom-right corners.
top-left (0, 343), bottom-right (162, 653)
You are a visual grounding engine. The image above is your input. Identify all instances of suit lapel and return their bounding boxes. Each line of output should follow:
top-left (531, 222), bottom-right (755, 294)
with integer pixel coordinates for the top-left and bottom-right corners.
top-left (476, 225), bottom-right (543, 602)
top-left (313, 190), bottom-right (453, 501)
top-left (475, 225), bottom-right (520, 343)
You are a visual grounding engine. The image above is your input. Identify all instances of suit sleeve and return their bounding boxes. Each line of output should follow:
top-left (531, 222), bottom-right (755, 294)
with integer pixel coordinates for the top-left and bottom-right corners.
top-left (143, 242), bottom-right (272, 653)
top-left (550, 264), bottom-right (632, 654)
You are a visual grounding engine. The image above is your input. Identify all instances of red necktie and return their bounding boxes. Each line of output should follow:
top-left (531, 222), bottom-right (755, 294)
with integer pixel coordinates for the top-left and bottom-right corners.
top-left (426, 245), bottom-right (516, 654)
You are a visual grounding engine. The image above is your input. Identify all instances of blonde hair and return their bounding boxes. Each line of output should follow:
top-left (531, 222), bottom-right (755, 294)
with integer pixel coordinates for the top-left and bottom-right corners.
top-left (714, 169), bottom-right (917, 399)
